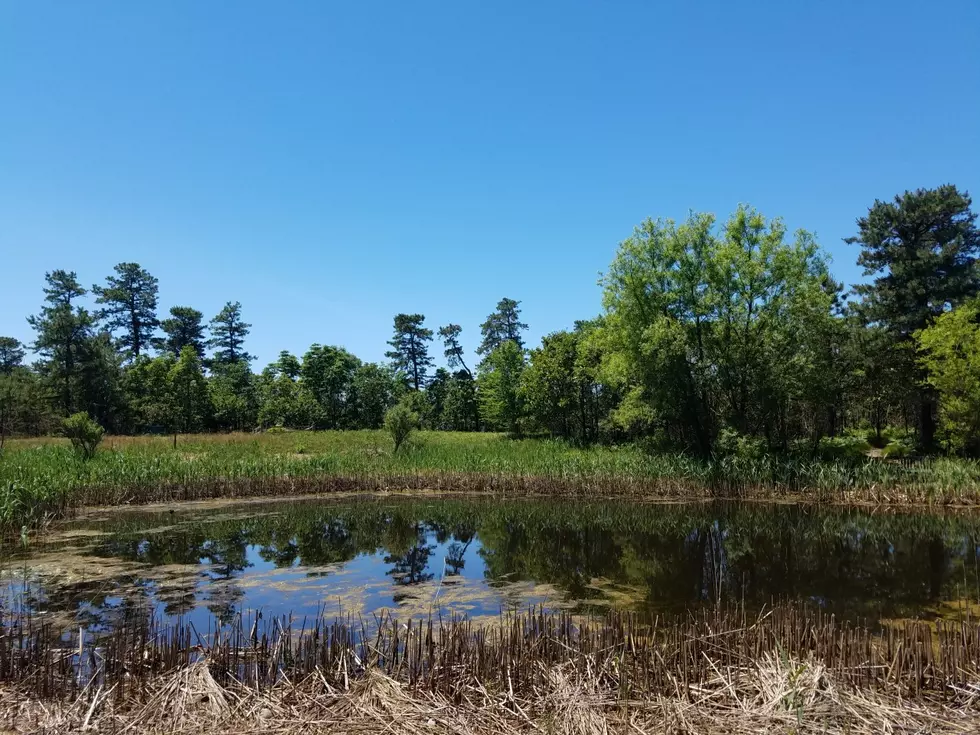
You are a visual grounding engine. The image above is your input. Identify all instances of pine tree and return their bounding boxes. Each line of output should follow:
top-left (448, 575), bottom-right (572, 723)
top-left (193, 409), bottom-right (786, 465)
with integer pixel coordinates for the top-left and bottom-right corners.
top-left (478, 298), bottom-right (528, 355)
top-left (27, 270), bottom-right (95, 415)
top-left (92, 263), bottom-right (160, 359)
top-left (159, 306), bottom-right (207, 358)
top-left (385, 314), bottom-right (433, 391)
top-left (208, 301), bottom-right (253, 365)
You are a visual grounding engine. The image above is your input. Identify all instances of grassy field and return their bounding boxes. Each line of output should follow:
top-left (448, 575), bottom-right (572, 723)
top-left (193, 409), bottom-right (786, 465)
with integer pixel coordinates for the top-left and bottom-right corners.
top-left (3, 430), bottom-right (980, 531)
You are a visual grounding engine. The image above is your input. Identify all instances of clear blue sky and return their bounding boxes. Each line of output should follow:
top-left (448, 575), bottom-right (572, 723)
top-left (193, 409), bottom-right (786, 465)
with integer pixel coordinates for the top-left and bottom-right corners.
top-left (3, 1), bottom-right (978, 369)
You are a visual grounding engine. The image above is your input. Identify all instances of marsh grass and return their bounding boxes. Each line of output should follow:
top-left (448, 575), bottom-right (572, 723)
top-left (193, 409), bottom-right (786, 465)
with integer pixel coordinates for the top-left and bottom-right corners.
top-left (3, 431), bottom-right (980, 532)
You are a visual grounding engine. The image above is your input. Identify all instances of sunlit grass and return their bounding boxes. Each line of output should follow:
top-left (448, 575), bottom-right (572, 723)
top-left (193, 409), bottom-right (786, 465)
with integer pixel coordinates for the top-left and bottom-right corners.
top-left (3, 430), bottom-right (980, 532)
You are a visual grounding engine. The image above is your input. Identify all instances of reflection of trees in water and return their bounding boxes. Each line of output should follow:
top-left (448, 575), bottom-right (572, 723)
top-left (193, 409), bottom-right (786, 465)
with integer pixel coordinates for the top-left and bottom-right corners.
top-left (37, 501), bottom-right (980, 626)
top-left (384, 520), bottom-right (436, 602)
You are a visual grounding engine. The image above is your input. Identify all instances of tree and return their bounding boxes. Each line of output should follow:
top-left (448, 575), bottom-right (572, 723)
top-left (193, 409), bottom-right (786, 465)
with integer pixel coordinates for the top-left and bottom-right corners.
top-left (478, 298), bottom-right (528, 355)
top-left (442, 371), bottom-right (479, 431)
top-left (424, 367), bottom-right (452, 429)
top-left (917, 298), bottom-right (980, 454)
top-left (600, 207), bottom-right (835, 455)
top-left (385, 314), bottom-right (433, 391)
top-left (438, 324), bottom-right (472, 377)
top-left (209, 361), bottom-right (257, 431)
top-left (351, 363), bottom-right (402, 429)
top-left (847, 185), bottom-right (980, 449)
top-left (92, 263), bottom-right (160, 359)
top-left (169, 346), bottom-right (212, 434)
top-left (63, 412), bottom-right (105, 460)
top-left (124, 354), bottom-right (177, 431)
top-left (27, 270), bottom-right (96, 415)
top-left (159, 306), bottom-right (207, 358)
top-left (385, 399), bottom-right (419, 453)
top-left (0, 337), bottom-right (25, 374)
top-left (208, 302), bottom-right (253, 365)
top-left (300, 344), bottom-right (361, 428)
top-left (477, 340), bottom-right (525, 433)
top-left (256, 352), bottom-right (322, 429)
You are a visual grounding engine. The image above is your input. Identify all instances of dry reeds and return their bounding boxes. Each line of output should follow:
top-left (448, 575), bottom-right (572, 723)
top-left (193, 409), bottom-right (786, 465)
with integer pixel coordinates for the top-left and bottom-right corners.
top-left (3, 606), bottom-right (980, 734)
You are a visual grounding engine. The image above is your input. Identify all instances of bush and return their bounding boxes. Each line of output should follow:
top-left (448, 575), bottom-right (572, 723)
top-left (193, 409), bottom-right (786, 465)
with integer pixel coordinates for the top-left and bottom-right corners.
top-left (63, 412), bottom-right (105, 460)
top-left (384, 401), bottom-right (419, 453)
top-left (882, 438), bottom-right (913, 459)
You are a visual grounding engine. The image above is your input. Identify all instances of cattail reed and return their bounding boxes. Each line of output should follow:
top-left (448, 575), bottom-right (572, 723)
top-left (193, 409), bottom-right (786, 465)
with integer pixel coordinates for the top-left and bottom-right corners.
top-left (3, 604), bottom-right (979, 701)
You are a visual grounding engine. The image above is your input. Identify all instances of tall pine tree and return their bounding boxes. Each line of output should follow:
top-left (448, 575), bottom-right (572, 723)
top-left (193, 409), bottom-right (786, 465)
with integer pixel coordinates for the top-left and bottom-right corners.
top-left (92, 262), bottom-right (160, 359)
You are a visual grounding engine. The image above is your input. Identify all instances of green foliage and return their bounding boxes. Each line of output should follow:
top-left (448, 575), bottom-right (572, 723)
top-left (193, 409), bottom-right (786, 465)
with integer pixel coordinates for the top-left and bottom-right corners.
top-left (158, 306), bottom-right (207, 358)
top-left (441, 370), bottom-right (479, 431)
top-left (478, 340), bottom-right (525, 433)
top-left (208, 301), bottom-right (253, 365)
top-left (351, 363), bottom-right (402, 429)
top-left (92, 262), bottom-right (160, 359)
top-left (27, 270), bottom-right (96, 416)
top-left (300, 344), bottom-right (361, 428)
top-left (917, 298), bottom-right (980, 454)
top-left (209, 360), bottom-right (258, 431)
top-left (169, 346), bottom-right (212, 433)
top-left (847, 185), bottom-right (980, 449)
top-left (385, 314), bottom-right (433, 391)
top-left (62, 411), bottom-right (105, 459)
top-left (478, 297), bottom-right (528, 355)
top-left (0, 337), bottom-right (25, 374)
top-left (384, 400), bottom-right (419, 453)
top-left (601, 207), bottom-right (834, 455)
top-left (438, 324), bottom-right (472, 376)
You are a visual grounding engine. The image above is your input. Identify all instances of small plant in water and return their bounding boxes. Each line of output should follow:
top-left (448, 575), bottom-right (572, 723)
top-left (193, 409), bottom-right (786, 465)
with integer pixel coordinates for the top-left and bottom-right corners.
top-left (385, 401), bottom-right (418, 453)
top-left (63, 412), bottom-right (105, 460)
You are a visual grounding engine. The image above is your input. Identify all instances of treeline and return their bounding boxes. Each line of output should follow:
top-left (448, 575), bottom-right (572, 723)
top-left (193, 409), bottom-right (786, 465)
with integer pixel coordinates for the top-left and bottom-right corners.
top-left (1, 184), bottom-right (979, 456)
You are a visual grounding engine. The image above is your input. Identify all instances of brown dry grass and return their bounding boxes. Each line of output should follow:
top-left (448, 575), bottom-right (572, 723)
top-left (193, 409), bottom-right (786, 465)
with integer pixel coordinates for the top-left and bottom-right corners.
top-left (4, 653), bottom-right (979, 734)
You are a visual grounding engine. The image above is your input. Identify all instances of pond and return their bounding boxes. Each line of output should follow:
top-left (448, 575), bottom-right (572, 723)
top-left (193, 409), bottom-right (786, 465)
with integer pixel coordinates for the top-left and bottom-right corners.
top-left (3, 495), bottom-right (980, 633)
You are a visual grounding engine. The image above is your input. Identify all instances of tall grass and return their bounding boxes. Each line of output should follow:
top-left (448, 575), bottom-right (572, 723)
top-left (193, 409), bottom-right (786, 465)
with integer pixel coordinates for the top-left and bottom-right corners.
top-left (3, 430), bottom-right (980, 532)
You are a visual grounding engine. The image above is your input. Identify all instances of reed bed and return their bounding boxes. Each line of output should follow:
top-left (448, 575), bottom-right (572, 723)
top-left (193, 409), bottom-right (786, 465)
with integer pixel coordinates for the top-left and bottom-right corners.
top-left (4, 430), bottom-right (980, 532)
top-left (3, 606), bottom-right (980, 733)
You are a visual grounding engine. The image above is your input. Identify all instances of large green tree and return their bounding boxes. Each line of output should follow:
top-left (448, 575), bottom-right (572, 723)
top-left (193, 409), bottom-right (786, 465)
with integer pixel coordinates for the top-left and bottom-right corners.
top-left (27, 270), bottom-right (96, 416)
top-left (208, 301), bottom-right (253, 366)
top-left (93, 262), bottom-right (160, 359)
top-left (159, 306), bottom-right (207, 358)
top-left (847, 185), bottom-right (979, 449)
top-left (601, 207), bottom-right (835, 455)
top-left (351, 362), bottom-right (402, 429)
top-left (256, 351), bottom-right (323, 429)
top-left (478, 298), bottom-right (528, 356)
top-left (169, 345), bottom-right (212, 434)
top-left (385, 314), bottom-right (433, 391)
top-left (917, 298), bottom-right (980, 454)
top-left (300, 344), bottom-right (361, 428)
top-left (477, 340), bottom-right (525, 433)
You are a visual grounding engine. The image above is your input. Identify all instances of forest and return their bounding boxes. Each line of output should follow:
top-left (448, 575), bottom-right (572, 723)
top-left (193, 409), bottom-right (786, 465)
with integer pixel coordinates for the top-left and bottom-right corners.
top-left (2, 184), bottom-right (979, 459)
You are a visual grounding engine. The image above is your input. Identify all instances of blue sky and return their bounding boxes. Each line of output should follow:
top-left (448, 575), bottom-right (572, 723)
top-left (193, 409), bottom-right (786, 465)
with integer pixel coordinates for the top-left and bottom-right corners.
top-left (2, 1), bottom-right (978, 369)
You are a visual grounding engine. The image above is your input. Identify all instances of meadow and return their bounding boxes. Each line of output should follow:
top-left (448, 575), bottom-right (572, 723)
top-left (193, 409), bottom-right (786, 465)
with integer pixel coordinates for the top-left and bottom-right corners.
top-left (4, 429), bottom-right (980, 531)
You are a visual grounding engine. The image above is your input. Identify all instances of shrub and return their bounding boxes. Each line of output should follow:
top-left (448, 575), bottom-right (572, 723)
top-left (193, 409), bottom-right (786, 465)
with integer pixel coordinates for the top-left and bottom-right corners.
top-left (63, 412), bottom-right (105, 460)
top-left (882, 438), bottom-right (913, 459)
top-left (384, 401), bottom-right (419, 453)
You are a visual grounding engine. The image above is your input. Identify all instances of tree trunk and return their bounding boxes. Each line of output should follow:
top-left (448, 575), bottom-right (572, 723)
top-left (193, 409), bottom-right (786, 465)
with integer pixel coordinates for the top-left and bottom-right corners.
top-left (919, 390), bottom-right (937, 452)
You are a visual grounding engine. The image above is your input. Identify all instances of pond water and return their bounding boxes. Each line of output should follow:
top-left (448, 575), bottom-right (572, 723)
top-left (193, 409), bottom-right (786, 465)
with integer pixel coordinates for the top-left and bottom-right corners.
top-left (3, 495), bottom-right (980, 633)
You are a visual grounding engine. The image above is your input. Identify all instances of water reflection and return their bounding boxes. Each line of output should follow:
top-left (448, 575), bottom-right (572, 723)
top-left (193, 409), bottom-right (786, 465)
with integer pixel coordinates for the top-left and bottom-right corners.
top-left (3, 499), bottom-right (980, 632)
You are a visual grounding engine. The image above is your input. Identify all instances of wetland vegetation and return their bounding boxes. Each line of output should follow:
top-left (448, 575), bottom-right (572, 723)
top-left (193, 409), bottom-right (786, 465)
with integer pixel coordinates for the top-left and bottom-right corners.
top-left (3, 187), bottom-right (980, 731)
